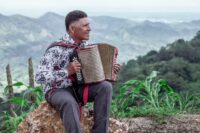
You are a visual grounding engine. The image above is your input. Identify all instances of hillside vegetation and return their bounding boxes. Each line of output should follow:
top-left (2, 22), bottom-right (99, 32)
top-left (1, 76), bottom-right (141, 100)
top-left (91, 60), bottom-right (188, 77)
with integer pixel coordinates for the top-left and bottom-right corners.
top-left (118, 31), bottom-right (200, 93)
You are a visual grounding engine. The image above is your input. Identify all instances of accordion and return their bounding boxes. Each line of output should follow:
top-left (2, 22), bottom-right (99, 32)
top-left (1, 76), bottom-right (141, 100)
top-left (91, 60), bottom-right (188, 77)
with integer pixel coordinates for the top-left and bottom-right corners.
top-left (70, 43), bottom-right (118, 84)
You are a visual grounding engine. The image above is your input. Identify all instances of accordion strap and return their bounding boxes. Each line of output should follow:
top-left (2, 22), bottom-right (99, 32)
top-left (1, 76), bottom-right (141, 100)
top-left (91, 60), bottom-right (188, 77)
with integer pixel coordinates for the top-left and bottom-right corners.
top-left (79, 84), bottom-right (89, 121)
top-left (46, 41), bottom-right (80, 51)
top-left (83, 84), bottom-right (89, 105)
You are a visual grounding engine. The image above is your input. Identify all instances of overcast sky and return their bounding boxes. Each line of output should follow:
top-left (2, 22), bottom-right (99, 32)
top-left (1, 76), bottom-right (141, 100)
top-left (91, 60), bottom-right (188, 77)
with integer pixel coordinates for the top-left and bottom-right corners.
top-left (1, 0), bottom-right (200, 17)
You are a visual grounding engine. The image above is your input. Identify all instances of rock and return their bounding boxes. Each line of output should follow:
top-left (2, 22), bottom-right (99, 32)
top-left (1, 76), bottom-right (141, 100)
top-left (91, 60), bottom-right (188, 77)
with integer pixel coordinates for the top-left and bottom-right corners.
top-left (16, 101), bottom-right (128, 133)
top-left (120, 115), bottom-right (200, 133)
top-left (17, 101), bottom-right (200, 133)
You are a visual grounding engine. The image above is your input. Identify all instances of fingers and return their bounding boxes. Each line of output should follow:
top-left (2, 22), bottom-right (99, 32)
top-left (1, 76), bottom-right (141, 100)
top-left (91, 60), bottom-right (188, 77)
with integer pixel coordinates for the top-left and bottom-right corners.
top-left (115, 63), bottom-right (120, 68)
top-left (67, 61), bottom-right (81, 76)
top-left (114, 63), bottom-right (121, 74)
top-left (72, 61), bottom-right (81, 71)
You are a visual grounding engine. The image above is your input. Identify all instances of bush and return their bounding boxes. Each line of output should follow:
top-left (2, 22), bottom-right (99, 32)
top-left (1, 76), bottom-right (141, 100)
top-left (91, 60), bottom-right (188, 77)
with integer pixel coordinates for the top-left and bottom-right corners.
top-left (0, 82), bottom-right (44, 133)
top-left (111, 71), bottom-right (200, 118)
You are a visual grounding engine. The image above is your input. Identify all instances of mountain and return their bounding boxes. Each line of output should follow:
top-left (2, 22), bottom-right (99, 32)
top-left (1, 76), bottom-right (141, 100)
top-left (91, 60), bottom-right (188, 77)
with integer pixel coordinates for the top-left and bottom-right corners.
top-left (89, 16), bottom-right (200, 61)
top-left (37, 12), bottom-right (65, 38)
top-left (118, 31), bottom-right (200, 93)
top-left (0, 12), bottom-right (200, 91)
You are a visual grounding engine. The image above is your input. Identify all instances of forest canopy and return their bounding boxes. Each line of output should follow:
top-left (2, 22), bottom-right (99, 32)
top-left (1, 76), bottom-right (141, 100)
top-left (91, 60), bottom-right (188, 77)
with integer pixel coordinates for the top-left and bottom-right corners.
top-left (118, 31), bottom-right (200, 93)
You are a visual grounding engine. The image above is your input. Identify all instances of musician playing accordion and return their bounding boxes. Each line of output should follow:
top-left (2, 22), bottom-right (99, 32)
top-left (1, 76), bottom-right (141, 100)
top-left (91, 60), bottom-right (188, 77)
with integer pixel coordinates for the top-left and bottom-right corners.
top-left (35, 10), bottom-right (120, 133)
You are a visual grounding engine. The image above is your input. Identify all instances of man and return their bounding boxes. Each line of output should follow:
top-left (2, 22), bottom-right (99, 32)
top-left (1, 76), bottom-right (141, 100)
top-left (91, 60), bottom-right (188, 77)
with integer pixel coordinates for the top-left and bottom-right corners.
top-left (35, 10), bottom-right (120, 133)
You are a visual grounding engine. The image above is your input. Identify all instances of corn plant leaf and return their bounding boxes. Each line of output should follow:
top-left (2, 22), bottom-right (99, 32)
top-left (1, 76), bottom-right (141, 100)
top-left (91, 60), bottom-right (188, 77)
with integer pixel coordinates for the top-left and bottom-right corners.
top-left (9, 97), bottom-right (28, 106)
top-left (117, 87), bottom-right (127, 100)
top-left (123, 80), bottom-right (138, 85)
top-left (13, 82), bottom-right (24, 86)
top-left (4, 86), bottom-right (9, 96)
top-left (131, 82), bottom-right (144, 94)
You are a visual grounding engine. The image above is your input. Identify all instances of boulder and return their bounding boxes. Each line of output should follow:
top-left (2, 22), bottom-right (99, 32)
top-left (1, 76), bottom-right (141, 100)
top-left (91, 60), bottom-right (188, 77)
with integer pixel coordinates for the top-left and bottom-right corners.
top-left (16, 101), bottom-right (128, 133)
top-left (120, 115), bottom-right (200, 133)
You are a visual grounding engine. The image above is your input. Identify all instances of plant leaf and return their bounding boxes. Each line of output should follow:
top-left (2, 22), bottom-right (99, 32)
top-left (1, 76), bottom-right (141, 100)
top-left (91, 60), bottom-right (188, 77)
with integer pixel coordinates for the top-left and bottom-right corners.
top-left (13, 82), bottom-right (24, 86)
top-left (9, 97), bottom-right (28, 106)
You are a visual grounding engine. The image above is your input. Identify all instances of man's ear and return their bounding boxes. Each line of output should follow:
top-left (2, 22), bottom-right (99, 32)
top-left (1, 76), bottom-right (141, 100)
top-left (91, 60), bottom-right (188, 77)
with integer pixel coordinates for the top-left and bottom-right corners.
top-left (69, 25), bottom-right (75, 35)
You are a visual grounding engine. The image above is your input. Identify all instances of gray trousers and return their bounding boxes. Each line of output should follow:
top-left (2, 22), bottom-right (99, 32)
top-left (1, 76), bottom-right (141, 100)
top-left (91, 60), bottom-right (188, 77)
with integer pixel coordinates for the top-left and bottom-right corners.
top-left (45, 81), bottom-right (112, 133)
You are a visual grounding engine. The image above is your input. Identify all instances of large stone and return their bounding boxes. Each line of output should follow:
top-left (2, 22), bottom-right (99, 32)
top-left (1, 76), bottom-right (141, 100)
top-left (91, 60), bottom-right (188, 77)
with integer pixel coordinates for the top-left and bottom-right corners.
top-left (120, 115), bottom-right (200, 133)
top-left (16, 101), bottom-right (128, 133)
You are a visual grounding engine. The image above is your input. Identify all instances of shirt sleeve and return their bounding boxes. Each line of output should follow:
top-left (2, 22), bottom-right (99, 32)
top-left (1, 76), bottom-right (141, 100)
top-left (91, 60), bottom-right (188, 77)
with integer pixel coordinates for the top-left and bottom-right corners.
top-left (35, 46), bottom-right (71, 88)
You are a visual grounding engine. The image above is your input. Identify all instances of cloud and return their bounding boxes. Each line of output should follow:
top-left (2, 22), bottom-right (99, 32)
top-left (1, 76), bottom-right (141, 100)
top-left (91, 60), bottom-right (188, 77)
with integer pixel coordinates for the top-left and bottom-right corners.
top-left (0, 0), bottom-right (200, 17)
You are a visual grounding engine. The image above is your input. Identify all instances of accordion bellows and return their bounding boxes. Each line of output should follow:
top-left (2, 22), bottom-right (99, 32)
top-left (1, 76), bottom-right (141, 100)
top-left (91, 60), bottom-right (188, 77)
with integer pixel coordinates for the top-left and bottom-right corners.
top-left (76, 43), bottom-right (118, 84)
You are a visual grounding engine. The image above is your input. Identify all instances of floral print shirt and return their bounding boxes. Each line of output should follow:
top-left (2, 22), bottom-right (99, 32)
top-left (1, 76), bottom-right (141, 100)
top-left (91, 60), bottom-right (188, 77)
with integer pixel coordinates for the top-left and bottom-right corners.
top-left (35, 34), bottom-right (88, 94)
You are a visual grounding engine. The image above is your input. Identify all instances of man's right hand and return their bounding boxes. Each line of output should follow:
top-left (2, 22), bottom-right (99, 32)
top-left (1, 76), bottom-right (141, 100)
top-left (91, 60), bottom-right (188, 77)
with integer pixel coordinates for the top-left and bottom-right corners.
top-left (67, 61), bottom-right (81, 76)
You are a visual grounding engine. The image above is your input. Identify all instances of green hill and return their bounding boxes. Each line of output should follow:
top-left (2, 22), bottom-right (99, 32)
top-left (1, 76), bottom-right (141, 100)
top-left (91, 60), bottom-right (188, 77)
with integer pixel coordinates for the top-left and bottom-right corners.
top-left (118, 31), bottom-right (200, 93)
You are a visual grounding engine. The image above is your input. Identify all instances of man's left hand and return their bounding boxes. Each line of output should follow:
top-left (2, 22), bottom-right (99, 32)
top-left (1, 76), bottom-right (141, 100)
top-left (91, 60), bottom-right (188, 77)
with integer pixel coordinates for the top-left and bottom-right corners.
top-left (114, 63), bottom-right (120, 74)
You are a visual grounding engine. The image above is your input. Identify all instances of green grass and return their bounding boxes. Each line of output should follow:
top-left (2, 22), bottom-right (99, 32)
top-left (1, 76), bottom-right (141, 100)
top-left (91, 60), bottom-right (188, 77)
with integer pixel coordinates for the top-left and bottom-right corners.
top-left (0, 82), bottom-right (44, 133)
top-left (1, 71), bottom-right (200, 132)
top-left (111, 71), bottom-right (200, 120)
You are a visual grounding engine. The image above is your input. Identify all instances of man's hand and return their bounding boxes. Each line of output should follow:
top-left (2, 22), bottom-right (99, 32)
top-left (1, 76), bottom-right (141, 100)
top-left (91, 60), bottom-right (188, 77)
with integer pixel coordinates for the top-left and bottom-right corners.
top-left (67, 61), bottom-right (81, 76)
top-left (114, 63), bottom-right (120, 74)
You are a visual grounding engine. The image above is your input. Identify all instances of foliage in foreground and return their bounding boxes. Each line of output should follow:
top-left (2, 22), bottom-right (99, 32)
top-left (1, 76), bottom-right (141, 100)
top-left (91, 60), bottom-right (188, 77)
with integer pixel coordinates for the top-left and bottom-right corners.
top-left (1, 71), bottom-right (200, 132)
top-left (111, 71), bottom-right (200, 119)
top-left (0, 83), bottom-right (44, 133)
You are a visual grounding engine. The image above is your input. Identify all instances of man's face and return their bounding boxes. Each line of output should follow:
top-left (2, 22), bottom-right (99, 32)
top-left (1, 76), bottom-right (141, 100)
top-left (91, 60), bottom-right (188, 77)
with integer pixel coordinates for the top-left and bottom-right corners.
top-left (70, 17), bottom-right (91, 43)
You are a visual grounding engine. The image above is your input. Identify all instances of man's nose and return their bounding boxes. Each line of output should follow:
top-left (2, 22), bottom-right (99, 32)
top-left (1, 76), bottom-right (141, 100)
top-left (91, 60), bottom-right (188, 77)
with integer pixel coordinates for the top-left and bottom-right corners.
top-left (88, 26), bottom-right (91, 31)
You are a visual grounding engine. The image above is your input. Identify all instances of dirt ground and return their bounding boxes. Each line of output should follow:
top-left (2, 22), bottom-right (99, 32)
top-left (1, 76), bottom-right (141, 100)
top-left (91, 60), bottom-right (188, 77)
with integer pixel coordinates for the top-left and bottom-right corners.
top-left (120, 114), bottom-right (200, 133)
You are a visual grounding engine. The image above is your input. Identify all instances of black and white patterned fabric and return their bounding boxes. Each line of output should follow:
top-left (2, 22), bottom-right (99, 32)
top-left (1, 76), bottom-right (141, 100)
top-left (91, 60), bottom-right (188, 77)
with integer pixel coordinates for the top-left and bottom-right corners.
top-left (35, 34), bottom-right (88, 94)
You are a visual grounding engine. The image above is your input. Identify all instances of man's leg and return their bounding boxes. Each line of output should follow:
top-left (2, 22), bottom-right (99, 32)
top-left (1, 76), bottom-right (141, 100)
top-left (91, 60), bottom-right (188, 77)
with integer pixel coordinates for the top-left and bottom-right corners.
top-left (88, 81), bottom-right (113, 133)
top-left (46, 88), bottom-right (81, 133)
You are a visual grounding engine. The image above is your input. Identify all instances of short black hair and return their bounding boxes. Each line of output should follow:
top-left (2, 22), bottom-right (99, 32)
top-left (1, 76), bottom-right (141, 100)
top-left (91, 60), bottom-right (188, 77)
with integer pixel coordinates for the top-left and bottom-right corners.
top-left (65, 10), bottom-right (88, 31)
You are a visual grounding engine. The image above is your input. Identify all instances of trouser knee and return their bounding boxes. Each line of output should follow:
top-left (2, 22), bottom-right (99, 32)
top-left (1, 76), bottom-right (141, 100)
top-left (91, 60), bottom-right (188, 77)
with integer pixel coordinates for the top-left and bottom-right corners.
top-left (101, 81), bottom-right (113, 94)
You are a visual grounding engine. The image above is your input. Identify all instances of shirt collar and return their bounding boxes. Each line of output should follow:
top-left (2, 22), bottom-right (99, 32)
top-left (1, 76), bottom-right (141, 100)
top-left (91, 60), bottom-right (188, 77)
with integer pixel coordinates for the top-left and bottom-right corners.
top-left (57, 34), bottom-right (88, 48)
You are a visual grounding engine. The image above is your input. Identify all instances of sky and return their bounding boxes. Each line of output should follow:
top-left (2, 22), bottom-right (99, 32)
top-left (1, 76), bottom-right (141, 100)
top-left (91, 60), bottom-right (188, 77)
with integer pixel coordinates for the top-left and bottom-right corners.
top-left (0, 0), bottom-right (200, 18)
